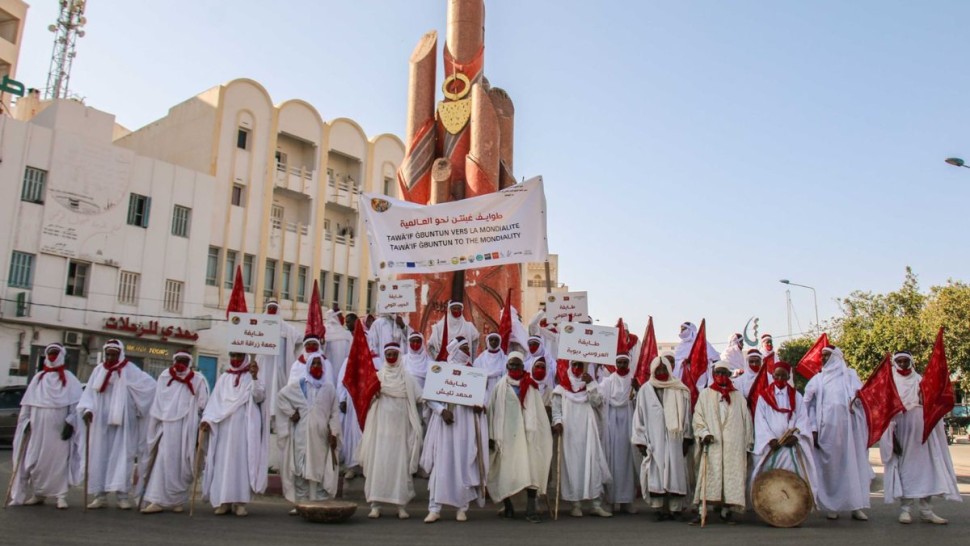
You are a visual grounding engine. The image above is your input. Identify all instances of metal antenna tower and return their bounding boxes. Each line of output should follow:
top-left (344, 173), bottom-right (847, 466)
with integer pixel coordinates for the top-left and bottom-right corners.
top-left (44, 0), bottom-right (88, 100)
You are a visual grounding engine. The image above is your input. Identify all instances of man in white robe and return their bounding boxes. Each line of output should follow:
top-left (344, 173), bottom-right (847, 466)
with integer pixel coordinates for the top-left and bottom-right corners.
top-left (487, 352), bottom-right (552, 523)
top-left (141, 352), bottom-right (209, 514)
top-left (599, 354), bottom-right (638, 514)
top-left (289, 336), bottom-right (335, 387)
top-left (733, 349), bottom-right (764, 400)
top-left (323, 308), bottom-right (352, 381)
top-left (200, 353), bottom-right (269, 516)
top-left (752, 362), bottom-right (818, 502)
top-left (277, 353), bottom-right (341, 513)
top-left (420, 342), bottom-right (489, 523)
top-left (880, 351), bottom-right (960, 524)
top-left (474, 333), bottom-right (507, 403)
top-left (368, 313), bottom-right (411, 361)
top-left (672, 322), bottom-right (719, 380)
top-left (803, 346), bottom-right (873, 521)
top-left (404, 332), bottom-right (433, 390)
top-left (10, 344), bottom-right (83, 509)
top-left (632, 352), bottom-right (693, 521)
top-left (552, 361), bottom-right (612, 518)
top-left (530, 358), bottom-right (553, 408)
top-left (357, 343), bottom-right (424, 520)
top-left (525, 336), bottom-right (557, 394)
top-left (255, 300), bottom-right (299, 426)
top-left (428, 302), bottom-right (481, 360)
top-left (79, 340), bottom-right (155, 510)
top-left (691, 361), bottom-right (753, 524)
top-left (720, 333), bottom-right (745, 374)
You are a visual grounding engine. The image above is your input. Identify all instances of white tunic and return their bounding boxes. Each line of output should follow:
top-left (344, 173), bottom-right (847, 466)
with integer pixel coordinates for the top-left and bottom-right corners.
top-left (552, 380), bottom-right (612, 502)
top-left (598, 373), bottom-right (637, 504)
top-left (429, 315), bottom-right (480, 360)
top-left (631, 385), bottom-right (692, 499)
top-left (143, 370), bottom-right (209, 506)
top-left (752, 389), bottom-right (818, 496)
top-left (421, 402), bottom-right (488, 509)
top-left (77, 362), bottom-right (156, 496)
top-left (802, 354), bottom-right (873, 512)
top-left (486, 377), bottom-right (553, 500)
top-left (473, 348), bottom-right (507, 404)
top-left (277, 378), bottom-right (341, 502)
top-left (879, 370), bottom-right (960, 504)
top-left (201, 370), bottom-right (268, 506)
top-left (336, 357), bottom-right (365, 466)
top-left (10, 369), bottom-right (83, 504)
top-left (255, 318), bottom-right (299, 421)
top-left (692, 388), bottom-right (753, 509)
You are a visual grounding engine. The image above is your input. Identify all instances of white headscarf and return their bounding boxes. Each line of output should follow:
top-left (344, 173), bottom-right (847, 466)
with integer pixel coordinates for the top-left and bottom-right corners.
top-left (404, 333), bottom-right (433, 380)
top-left (648, 351), bottom-right (688, 434)
top-left (720, 333), bottom-right (745, 371)
top-left (891, 352), bottom-right (921, 411)
top-left (324, 309), bottom-right (352, 342)
top-left (815, 347), bottom-right (856, 430)
top-left (377, 343), bottom-right (408, 396)
top-left (553, 361), bottom-right (590, 403)
top-left (475, 333), bottom-right (506, 379)
top-left (446, 337), bottom-right (472, 366)
top-left (303, 352), bottom-right (327, 389)
top-left (20, 343), bottom-right (82, 409)
top-left (673, 322), bottom-right (697, 364)
top-left (602, 355), bottom-right (634, 407)
top-left (446, 301), bottom-right (468, 335)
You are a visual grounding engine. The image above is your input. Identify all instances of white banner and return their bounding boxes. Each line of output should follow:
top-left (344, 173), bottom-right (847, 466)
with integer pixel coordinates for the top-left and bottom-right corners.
top-left (376, 279), bottom-right (417, 314)
top-left (361, 177), bottom-right (548, 275)
top-left (422, 363), bottom-right (488, 407)
top-left (227, 312), bottom-right (283, 356)
top-left (545, 291), bottom-right (589, 324)
top-left (557, 323), bottom-right (618, 366)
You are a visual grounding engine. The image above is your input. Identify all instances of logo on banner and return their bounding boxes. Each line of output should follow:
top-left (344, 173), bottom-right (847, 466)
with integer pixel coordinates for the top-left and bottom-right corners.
top-left (370, 198), bottom-right (391, 212)
top-left (564, 325), bottom-right (575, 334)
top-left (431, 365), bottom-right (442, 374)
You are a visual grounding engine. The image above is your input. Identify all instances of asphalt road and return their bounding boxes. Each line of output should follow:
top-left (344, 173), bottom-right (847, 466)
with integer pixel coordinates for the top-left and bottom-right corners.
top-left (1, 444), bottom-right (968, 546)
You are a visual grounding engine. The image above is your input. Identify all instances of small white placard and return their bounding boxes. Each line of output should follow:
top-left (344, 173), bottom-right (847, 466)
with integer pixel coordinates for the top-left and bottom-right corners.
top-left (422, 363), bottom-right (488, 407)
top-left (556, 323), bottom-right (618, 365)
top-left (376, 279), bottom-right (417, 314)
top-left (227, 312), bottom-right (283, 356)
top-left (545, 291), bottom-right (589, 324)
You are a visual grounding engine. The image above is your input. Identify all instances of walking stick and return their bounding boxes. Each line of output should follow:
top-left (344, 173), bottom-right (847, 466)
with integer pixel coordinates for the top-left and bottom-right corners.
top-left (700, 443), bottom-right (709, 528)
top-left (189, 426), bottom-right (206, 517)
top-left (83, 418), bottom-right (91, 512)
top-left (332, 442), bottom-right (345, 499)
top-left (137, 435), bottom-right (162, 510)
top-left (3, 424), bottom-right (30, 508)
top-left (554, 432), bottom-right (562, 521)
top-left (473, 414), bottom-right (488, 499)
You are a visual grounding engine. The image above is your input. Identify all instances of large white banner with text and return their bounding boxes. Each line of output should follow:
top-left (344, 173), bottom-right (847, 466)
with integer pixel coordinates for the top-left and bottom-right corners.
top-left (361, 177), bottom-right (548, 275)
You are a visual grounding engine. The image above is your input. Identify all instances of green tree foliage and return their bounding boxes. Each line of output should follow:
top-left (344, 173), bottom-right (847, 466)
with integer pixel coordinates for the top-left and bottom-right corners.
top-left (827, 268), bottom-right (970, 394)
top-left (778, 335), bottom-right (815, 391)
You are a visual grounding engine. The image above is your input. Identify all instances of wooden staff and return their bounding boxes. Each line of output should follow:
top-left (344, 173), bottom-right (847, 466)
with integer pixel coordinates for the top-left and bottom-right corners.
top-left (3, 424), bottom-right (30, 508)
top-left (83, 419), bottom-right (90, 512)
top-left (553, 433), bottom-right (562, 520)
top-left (189, 426), bottom-right (206, 517)
top-left (137, 435), bottom-right (162, 510)
top-left (700, 443), bottom-right (710, 528)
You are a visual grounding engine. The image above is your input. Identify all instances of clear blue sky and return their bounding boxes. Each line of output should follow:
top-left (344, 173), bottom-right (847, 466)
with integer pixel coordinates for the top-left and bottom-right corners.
top-left (14, 1), bottom-right (970, 346)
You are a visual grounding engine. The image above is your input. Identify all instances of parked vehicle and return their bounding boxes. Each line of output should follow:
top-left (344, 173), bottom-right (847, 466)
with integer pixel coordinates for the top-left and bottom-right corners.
top-left (0, 385), bottom-right (27, 444)
top-left (943, 404), bottom-right (969, 445)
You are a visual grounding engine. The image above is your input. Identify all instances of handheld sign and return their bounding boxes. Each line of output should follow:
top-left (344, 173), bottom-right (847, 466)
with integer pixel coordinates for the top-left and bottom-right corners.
top-left (227, 312), bottom-right (282, 355)
top-left (422, 363), bottom-right (488, 407)
top-left (557, 323), bottom-right (618, 366)
top-left (376, 279), bottom-right (417, 314)
top-left (545, 291), bottom-right (589, 324)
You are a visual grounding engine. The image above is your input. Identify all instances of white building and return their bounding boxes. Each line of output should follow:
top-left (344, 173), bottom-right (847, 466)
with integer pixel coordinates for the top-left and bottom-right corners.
top-left (520, 254), bottom-right (569, 323)
top-left (0, 78), bottom-right (404, 387)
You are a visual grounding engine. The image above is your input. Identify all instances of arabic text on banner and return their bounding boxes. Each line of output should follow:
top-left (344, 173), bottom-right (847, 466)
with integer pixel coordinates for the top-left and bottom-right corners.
top-left (422, 363), bottom-right (488, 407)
top-left (361, 176), bottom-right (548, 275)
top-left (227, 312), bottom-right (283, 356)
top-left (557, 323), bottom-right (619, 366)
top-left (545, 291), bottom-right (589, 324)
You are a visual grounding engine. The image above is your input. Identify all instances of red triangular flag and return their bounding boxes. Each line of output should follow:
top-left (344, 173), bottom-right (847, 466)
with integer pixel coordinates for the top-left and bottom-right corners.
top-left (225, 265), bottom-right (248, 319)
top-left (556, 358), bottom-right (571, 389)
top-left (435, 306), bottom-right (450, 362)
top-left (498, 288), bottom-right (513, 354)
top-left (747, 359), bottom-right (772, 416)
top-left (342, 321), bottom-right (380, 430)
top-left (305, 280), bottom-right (325, 340)
top-left (796, 333), bottom-right (830, 380)
top-left (921, 327), bottom-right (955, 444)
top-left (684, 319), bottom-right (709, 408)
top-left (634, 316), bottom-right (658, 385)
top-left (858, 353), bottom-right (905, 448)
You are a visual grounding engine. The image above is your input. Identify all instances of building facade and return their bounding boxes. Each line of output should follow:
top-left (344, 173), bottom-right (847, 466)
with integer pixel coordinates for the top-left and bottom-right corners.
top-left (0, 78), bottom-right (404, 387)
top-left (0, 0), bottom-right (27, 115)
top-left (520, 254), bottom-right (569, 324)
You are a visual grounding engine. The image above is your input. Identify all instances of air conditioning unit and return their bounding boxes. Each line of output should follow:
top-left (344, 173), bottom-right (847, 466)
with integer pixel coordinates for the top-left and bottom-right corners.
top-left (63, 331), bottom-right (83, 346)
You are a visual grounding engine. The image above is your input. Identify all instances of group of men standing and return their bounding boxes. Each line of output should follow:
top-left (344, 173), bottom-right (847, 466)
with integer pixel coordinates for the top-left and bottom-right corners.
top-left (6, 310), bottom-right (961, 528)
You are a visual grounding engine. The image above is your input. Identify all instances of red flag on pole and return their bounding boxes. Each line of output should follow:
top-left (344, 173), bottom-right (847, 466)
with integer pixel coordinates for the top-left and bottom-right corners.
top-left (921, 327), bottom-right (955, 444)
top-left (225, 265), bottom-right (248, 319)
top-left (746, 360), bottom-right (772, 416)
top-left (498, 288), bottom-right (513, 353)
top-left (614, 318), bottom-right (638, 355)
top-left (634, 316), bottom-right (658, 386)
top-left (305, 280), bottom-right (326, 340)
top-left (556, 358), bottom-right (571, 389)
top-left (435, 307), bottom-right (450, 362)
top-left (858, 353), bottom-right (905, 448)
top-left (342, 321), bottom-right (380, 430)
top-left (796, 333), bottom-right (830, 380)
top-left (684, 319), bottom-right (709, 408)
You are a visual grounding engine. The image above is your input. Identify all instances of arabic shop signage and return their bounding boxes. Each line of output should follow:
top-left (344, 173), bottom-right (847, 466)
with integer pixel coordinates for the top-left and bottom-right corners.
top-left (103, 316), bottom-right (199, 342)
top-left (0, 76), bottom-right (25, 97)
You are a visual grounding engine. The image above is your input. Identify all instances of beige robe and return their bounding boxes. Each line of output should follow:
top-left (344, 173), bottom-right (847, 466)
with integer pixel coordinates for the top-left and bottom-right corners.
top-left (692, 388), bottom-right (753, 510)
top-left (486, 377), bottom-right (553, 501)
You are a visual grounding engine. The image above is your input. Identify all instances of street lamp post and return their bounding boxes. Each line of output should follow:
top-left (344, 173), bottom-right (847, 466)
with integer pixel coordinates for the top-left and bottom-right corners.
top-left (945, 157), bottom-right (970, 169)
top-left (780, 279), bottom-right (820, 335)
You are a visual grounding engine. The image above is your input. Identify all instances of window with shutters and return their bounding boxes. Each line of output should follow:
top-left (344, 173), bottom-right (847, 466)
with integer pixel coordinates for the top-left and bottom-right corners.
top-left (118, 271), bottom-right (140, 305)
top-left (164, 279), bottom-right (184, 313)
top-left (171, 205), bottom-right (191, 237)
top-left (7, 251), bottom-right (34, 289)
top-left (21, 167), bottom-right (47, 204)
top-left (127, 193), bottom-right (151, 228)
